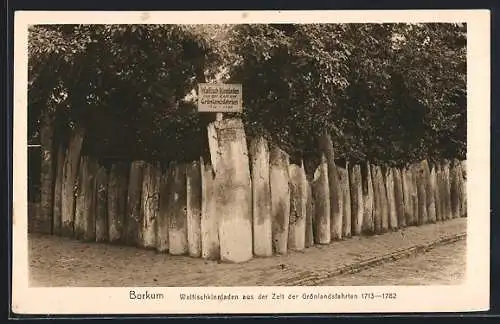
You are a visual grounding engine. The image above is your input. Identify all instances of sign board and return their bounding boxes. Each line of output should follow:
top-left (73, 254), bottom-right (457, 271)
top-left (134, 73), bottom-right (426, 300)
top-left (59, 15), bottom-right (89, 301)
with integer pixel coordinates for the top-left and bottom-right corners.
top-left (198, 83), bottom-right (243, 113)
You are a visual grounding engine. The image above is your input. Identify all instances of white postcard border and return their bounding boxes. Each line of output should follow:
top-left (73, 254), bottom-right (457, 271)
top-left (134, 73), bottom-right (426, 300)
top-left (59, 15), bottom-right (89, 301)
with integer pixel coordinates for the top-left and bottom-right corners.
top-left (12, 9), bottom-right (491, 314)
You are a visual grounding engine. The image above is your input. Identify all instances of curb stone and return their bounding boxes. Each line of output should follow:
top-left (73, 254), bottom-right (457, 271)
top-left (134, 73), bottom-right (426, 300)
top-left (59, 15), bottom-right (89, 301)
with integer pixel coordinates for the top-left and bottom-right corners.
top-left (288, 232), bottom-right (466, 286)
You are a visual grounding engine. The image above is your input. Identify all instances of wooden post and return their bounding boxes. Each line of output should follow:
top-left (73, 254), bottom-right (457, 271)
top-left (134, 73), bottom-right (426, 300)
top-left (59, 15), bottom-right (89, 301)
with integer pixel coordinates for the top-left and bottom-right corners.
top-left (435, 162), bottom-right (442, 222)
top-left (439, 160), bottom-right (447, 220)
top-left (74, 156), bottom-right (97, 241)
top-left (450, 159), bottom-right (461, 219)
top-left (168, 163), bottom-right (188, 255)
top-left (95, 164), bottom-right (108, 243)
top-left (410, 164), bottom-right (419, 226)
top-left (250, 136), bottom-right (273, 257)
top-left (60, 127), bottom-right (85, 236)
top-left (312, 154), bottom-right (330, 244)
top-left (139, 162), bottom-right (160, 249)
top-left (73, 157), bottom-right (85, 239)
top-left (156, 166), bottom-right (170, 253)
top-left (52, 144), bottom-right (65, 235)
top-left (125, 160), bottom-right (145, 246)
top-left (385, 167), bottom-right (398, 230)
top-left (318, 133), bottom-right (342, 241)
top-left (270, 144), bottom-right (291, 254)
top-left (424, 160), bottom-right (436, 224)
top-left (338, 162), bottom-right (351, 238)
top-left (379, 166), bottom-right (389, 232)
top-left (361, 162), bottom-right (374, 234)
top-left (349, 164), bottom-right (363, 236)
top-left (305, 178), bottom-right (314, 248)
top-left (393, 168), bottom-right (405, 228)
top-left (460, 160), bottom-right (467, 217)
top-left (443, 160), bottom-right (452, 220)
top-left (401, 167), bottom-right (413, 226)
top-left (107, 162), bottom-right (129, 244)
top-left (200, 158), bottom-right (219, 260)
top-left (211, 119), bottom-right (253, 263)
top-left (371, 165), bottom-right (382, 234)
top-left (39, 112), bottom-right (55, 234)
top-left (186, 160), bottom-right (202, 258)
top-left (431, 163), bottom-right (442, 222)
top-left (288, 161), bottom-right (307, 251)
top-left (455, 161), bottom-right (463, 218)
top-left (416, 162), bottom-right (428, 225)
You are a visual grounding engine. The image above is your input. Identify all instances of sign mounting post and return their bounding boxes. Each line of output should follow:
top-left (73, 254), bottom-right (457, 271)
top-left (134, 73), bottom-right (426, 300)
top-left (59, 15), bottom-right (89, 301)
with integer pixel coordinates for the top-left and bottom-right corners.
top-left (197, 83), bottom-right (243, 174)
top-left (197, 83), bottom-right (252, 263)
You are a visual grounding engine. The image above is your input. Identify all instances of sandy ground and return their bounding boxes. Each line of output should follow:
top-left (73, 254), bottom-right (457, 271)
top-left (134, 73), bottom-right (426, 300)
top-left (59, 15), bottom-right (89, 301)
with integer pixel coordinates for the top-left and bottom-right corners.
top-left (320, 240), bottom-right (466, 286)
top-left (28, 218), bottom-right (467, 287)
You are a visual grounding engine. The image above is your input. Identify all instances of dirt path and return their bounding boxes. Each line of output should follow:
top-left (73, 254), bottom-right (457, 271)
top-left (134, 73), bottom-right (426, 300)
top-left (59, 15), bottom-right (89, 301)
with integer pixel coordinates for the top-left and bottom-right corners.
top-left (28, 218), bottom-right (467, 287)
top-left (319, 240), bottom-right (466, 286)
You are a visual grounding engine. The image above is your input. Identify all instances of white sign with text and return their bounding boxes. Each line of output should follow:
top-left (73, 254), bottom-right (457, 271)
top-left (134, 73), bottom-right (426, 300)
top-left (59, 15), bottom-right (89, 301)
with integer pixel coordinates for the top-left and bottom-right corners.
top-left (198, 83), bottom-right (243, 113)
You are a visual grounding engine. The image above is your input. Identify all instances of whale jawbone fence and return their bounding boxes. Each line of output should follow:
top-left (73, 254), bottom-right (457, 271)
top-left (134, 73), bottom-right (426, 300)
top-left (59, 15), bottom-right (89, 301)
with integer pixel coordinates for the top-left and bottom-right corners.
top-left (27, 24), bottom-right (467, 263)
top-left (28, 119), bottom-right (467, 263)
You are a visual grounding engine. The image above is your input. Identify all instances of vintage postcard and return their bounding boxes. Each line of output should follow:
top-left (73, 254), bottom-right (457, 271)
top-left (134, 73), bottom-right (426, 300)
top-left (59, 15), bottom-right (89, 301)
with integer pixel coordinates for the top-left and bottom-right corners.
top-left (12, 10), bottom-right (490, 314)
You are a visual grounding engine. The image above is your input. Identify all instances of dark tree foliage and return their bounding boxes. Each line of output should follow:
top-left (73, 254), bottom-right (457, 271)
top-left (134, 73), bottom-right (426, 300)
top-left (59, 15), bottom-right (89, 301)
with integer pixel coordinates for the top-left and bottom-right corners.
top-left (28, 23), bottom-right (466, 166)
top-left (29, 24), bottom-right (217, 164)
top-left (228, 23), bottom-right (466, 166)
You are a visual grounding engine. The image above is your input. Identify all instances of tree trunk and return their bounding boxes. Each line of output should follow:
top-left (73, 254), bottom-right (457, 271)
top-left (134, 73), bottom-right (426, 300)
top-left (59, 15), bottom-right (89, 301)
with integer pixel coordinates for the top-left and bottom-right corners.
top-left (361, 162), bottom-right (374, 234)
top-left (385, 168), bottom-right (398, 230)
top-left (95, 164), bottom-right (108, 243)
top-left (200, 158), bottom-right (219, 260)
top-left (416, 162), bottom-right (428, 225)
top-left (74, 156), bottom-right (97, 241)
top-left (107, 162), bottom-right (129, 243)
top-left (52, 144), bottom-right (65, 235)
top-left (349, 164), bottom-right (363, 235)
top-left (318, 133), bottom-right (342, 241)
top-left (250, 136), bottom-right (273, 257)
top-left (168, 163), bottom-right (188, 255)
top-left (39, 112), bottom-right (55, 234)
top-left (288, 161), bottom-right (307, 251)
top-left (270, 144), bottom-right (291, 254)
top-left (312, 154), bottom-right (330, 244)
top-left (139, 162), bottom-right (160, 249)
top-left (186, 160), bottom-right (202, 258)
top-left (156, 166), bottom-right (170, 253)
top-left (393, 168), bottom-right (405, 228)
top-left (60, 126), bottom-right (85, 236)
top-left (305, 178), bottom-right (314, 248)
top-left (125, 160), bottom-right (145, 246)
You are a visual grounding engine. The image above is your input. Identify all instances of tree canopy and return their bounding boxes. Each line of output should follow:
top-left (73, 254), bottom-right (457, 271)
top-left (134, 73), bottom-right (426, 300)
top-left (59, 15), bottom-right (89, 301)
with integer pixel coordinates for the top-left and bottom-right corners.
top-left (28, 23), bottom-right (467, 166)
top-left (226, 23), bottom-right (466, 166)
top-left (29, 24), bottom-right (220, 162)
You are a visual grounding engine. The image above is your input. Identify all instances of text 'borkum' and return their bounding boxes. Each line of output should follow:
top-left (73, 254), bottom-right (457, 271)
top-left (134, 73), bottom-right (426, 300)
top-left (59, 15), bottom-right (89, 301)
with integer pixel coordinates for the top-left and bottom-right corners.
top-left (129, 290), bottom-right (165, 300)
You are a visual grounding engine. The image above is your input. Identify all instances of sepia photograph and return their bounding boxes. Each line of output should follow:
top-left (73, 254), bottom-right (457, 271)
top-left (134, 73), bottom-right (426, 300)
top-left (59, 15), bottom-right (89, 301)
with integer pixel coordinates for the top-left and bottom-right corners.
top-left (12, 10), bottom-right (490, 314)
